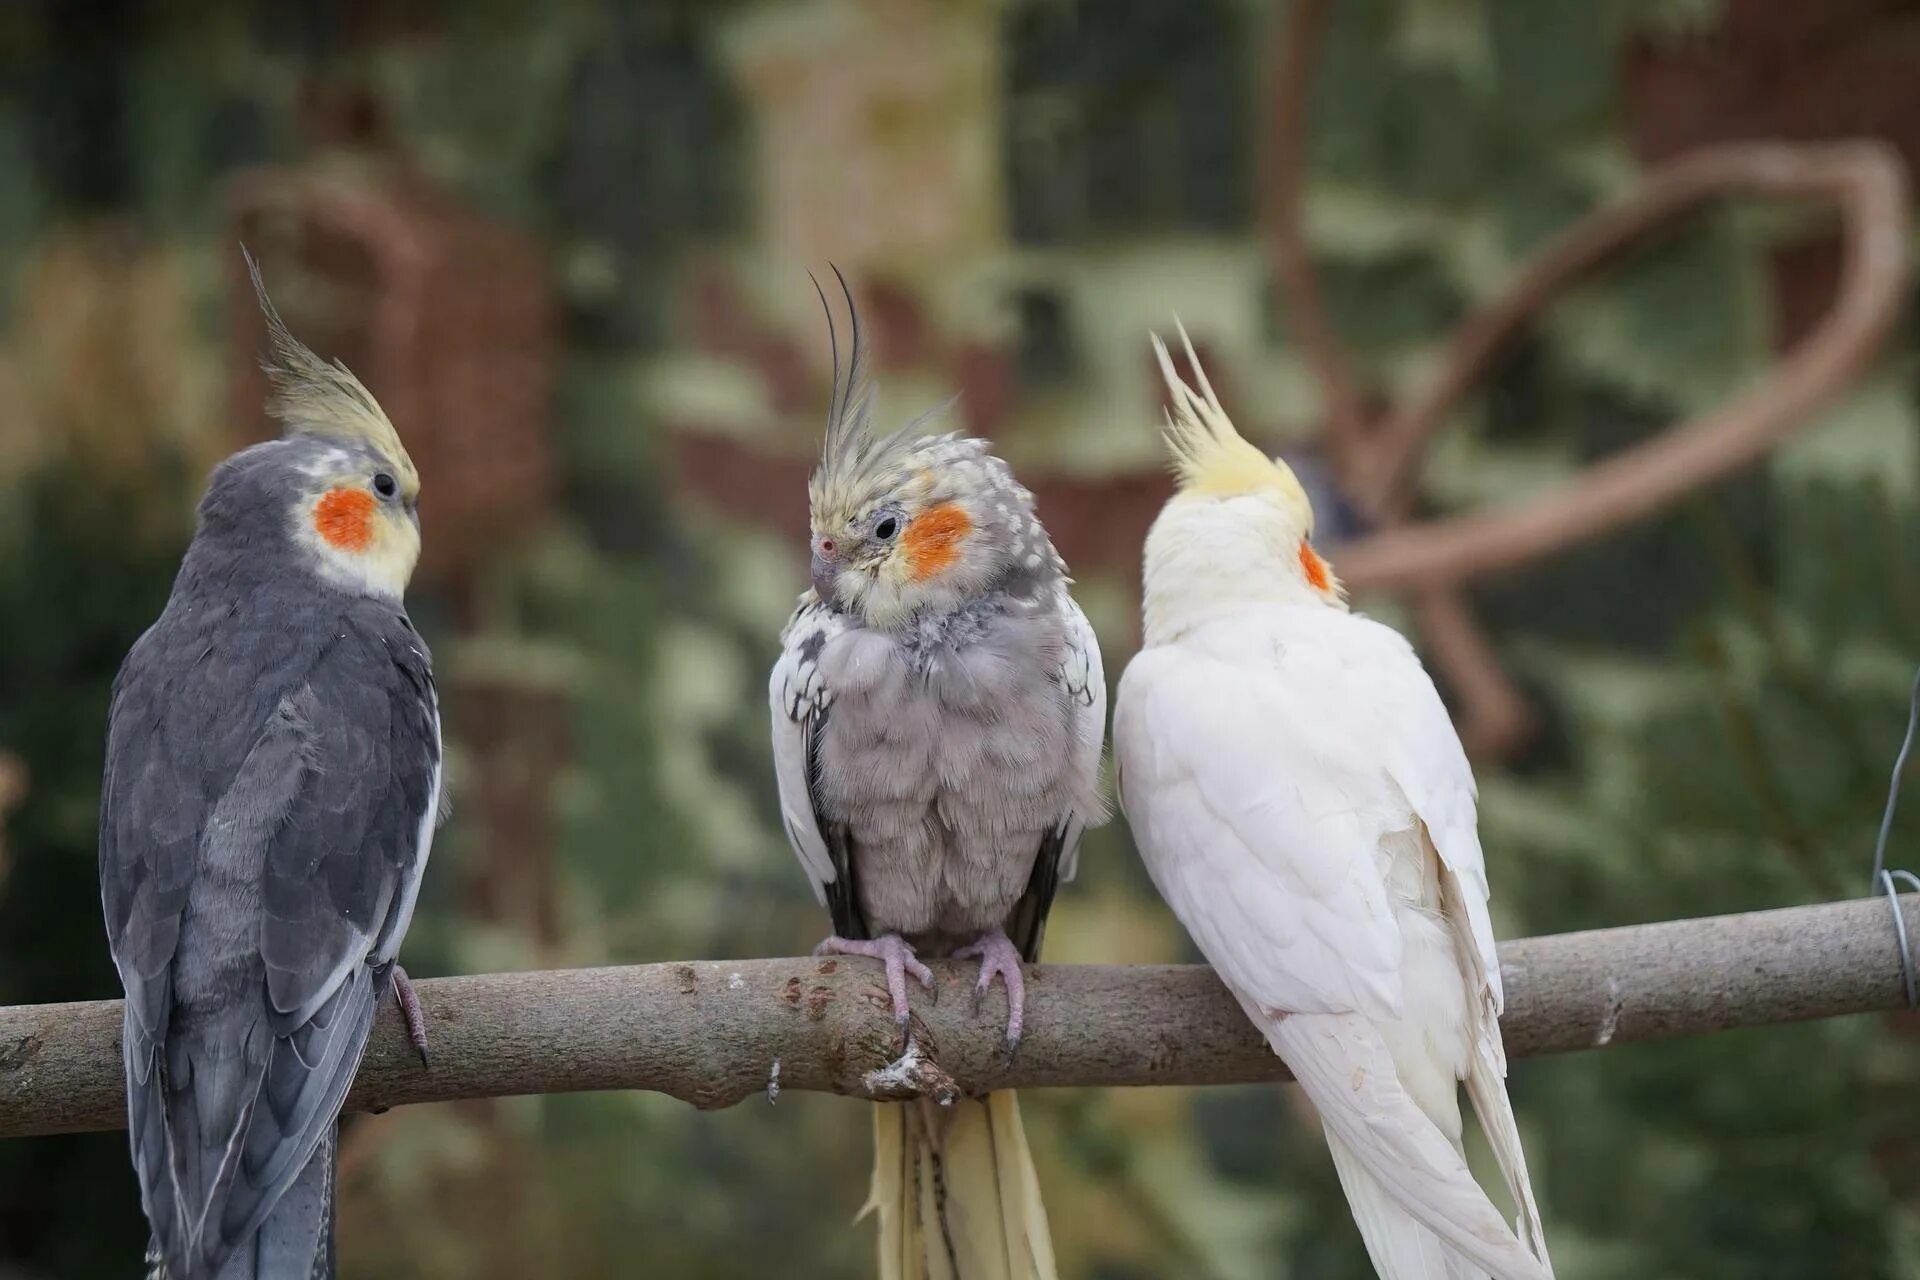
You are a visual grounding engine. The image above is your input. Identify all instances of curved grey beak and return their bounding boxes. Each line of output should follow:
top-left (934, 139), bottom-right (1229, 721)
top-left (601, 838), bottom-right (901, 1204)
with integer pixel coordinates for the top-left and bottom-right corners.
top-left (811, 552), bottom-right (839, 603)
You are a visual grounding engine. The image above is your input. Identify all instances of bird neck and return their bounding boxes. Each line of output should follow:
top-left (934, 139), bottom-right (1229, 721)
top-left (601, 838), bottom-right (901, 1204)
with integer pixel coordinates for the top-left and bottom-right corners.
top-left (1140, 502), bottom-right (1334, 646)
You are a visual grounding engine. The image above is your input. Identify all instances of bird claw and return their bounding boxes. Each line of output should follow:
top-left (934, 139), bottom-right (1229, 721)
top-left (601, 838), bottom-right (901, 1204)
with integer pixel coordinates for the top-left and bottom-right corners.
top-left (1001, 1029), bottom-right (1023, 1070)
top-left (815, 933), bottom-right (932, 1053)
top-left (954, 927), bottom-right (1026, 1056)
top-left (390, 965), bottom-right (430, 1068)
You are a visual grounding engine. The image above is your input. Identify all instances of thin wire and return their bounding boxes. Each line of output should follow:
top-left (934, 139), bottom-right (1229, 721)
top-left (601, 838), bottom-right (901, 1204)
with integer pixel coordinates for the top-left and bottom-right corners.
top-left (1882, 869), bottom-right (1920, 1010)
top-left (1869, 667), bottom-right (1920, 887)
top-left (1869, 667), bottom-right (1920, 1009)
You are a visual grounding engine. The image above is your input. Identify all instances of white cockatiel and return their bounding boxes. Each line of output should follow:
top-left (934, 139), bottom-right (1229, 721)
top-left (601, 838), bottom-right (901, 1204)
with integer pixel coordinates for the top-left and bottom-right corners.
top-left (1112, 330), bottom-right (1553, 1280)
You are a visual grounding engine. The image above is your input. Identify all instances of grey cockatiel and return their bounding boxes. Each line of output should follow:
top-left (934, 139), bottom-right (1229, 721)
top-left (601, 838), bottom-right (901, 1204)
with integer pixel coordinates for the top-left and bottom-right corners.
top-left (769, 275), bottom-right (1106, 1280)
top-left (100, 254), bottom-right (443, 1280)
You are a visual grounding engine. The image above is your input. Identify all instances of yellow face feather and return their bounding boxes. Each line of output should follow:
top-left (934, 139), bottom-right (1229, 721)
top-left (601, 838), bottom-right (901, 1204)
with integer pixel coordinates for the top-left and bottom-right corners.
top-left (290, 451), bottom-right (422, 601)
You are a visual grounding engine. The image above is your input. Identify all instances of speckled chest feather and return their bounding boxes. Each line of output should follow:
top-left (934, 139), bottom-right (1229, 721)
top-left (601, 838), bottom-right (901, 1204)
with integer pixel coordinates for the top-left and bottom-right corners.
top-left (813, 592), bottom-right (1081, 946)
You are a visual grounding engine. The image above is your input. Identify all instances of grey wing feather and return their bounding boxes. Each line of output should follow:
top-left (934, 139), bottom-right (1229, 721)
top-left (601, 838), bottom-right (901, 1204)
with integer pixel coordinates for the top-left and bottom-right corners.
top-left (769, 593), bottom-right (845, 905)
top-left (101, 647), bottom-right (201, 1076)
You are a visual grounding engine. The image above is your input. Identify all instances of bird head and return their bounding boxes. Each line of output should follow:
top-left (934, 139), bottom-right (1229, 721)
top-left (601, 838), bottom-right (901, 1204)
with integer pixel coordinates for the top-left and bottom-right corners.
top-left (1139, 324), bottom-right (1345, 644)
top-left (193, 252), bottom-right (423, 602)
top-left (804, 272), bottom-right (1061, 631)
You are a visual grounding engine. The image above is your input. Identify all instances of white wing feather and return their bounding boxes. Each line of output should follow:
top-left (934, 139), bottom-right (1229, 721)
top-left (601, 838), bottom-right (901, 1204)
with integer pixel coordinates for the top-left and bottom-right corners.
top-left (1119, 605), bottom-right (1500, 1017)
top-left (1056, 595), bottom-right (1107, 881)
top-left (768, 593), bottom-right (844, 904)
top-left (1116, 629), bottom-right (1405, 1018)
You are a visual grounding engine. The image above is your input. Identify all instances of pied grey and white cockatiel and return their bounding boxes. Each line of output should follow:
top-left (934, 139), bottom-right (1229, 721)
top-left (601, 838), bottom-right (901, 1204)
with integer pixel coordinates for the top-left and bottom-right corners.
top-left (769, 274), bottom-right (1106, 1280)
top-left (1113, 329), bottom-right (1552, 1279)
top-left (100, 254), bottom-right (443, 1280)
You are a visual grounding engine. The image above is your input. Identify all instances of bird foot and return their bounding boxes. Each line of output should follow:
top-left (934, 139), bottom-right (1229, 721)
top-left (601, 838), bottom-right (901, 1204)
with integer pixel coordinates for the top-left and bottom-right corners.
top-left (953, 927), bottom-right (1025, 1061)
top-left (390, 965), bottom-right (430, 1067)
top-left (814, 933), bottom-right (935, 1051)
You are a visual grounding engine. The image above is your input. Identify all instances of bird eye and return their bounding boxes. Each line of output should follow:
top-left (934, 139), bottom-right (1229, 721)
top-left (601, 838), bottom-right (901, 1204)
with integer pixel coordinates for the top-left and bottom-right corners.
top-left (372, 473), bottom-right (398, 499)
top-left (874, 516), bottom-right (898, 541)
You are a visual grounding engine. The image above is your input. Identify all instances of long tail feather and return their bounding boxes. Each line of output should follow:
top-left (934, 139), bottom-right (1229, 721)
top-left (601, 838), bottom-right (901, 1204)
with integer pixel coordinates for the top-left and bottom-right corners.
top-left (1270, 1014), bottom-right (1547, 1280)
top-left (1465, 1038), bottom-right (1553, 1276)
top-left (146, 1129), bottom-right (336, 1280)
top-left (1327, 1133), bottom-right (1488, 1280)
top-left (865, 1093), bottom-right (1056, 1280)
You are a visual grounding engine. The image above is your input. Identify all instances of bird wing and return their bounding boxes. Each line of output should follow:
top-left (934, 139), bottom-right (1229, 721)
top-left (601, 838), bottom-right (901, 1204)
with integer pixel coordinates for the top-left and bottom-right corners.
top-left (1114, 613), bottom-right (1411, 1019)
top-left (104, 608), bottom-right (439, 1277)
top-left (1006, 594), bottom-right (1107, 962)
top-left (1350, 627), bottom-right (1549, 1264)
top-left (1054, 593), bottom-right (1107, 884)
top-left (1346, 621), bottom-right (1502, 1020)
top-left (100, 633), bottom-right (200, 1099)
top-left (769, 593), bottom-right (864, 933)
top-left (1118, 602), bottom-right (1500, 1019)
top-left (1318, 615), bottom-right (1551, 1264)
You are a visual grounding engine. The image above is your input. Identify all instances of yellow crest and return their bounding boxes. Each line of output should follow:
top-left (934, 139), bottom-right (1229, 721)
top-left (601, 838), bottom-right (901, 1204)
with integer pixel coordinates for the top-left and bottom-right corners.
top-left (1150, 323), bottom-right (1313, 532)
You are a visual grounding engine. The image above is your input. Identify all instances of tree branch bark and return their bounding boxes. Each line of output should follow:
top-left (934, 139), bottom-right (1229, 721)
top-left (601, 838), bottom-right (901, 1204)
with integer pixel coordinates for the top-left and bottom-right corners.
top-left (1268, 0), bottom-right (1371, 464)
top-left (1264, 0), bottom-right (1542, 758)
top-left (2, 895), bottom-right (1912, 1140)
top-left (1341, 140), bottom-right (1910, 588)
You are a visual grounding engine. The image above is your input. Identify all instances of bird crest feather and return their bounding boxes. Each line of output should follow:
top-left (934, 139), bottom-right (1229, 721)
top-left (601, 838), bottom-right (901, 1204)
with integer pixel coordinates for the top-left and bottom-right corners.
top-left (243, 248), bottom-right (417, 487)
top-left (808, 266), bottom-right (953, 520)
top-left (1150, 321), bottom-right (1312, 531)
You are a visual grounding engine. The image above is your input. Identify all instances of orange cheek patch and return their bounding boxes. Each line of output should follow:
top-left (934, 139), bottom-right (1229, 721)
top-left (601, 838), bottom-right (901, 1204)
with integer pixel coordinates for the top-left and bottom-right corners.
top-left (1299, 540), bottom-right (1331, 591)
top-left (314, 488), bottom-right (376, 552)
top-left (903, 503), bottom-right (973, 581)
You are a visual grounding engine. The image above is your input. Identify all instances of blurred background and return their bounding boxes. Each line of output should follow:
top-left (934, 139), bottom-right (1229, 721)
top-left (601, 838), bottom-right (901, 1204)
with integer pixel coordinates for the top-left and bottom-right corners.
top-left (4, 1), bottom-right (1920, 1276)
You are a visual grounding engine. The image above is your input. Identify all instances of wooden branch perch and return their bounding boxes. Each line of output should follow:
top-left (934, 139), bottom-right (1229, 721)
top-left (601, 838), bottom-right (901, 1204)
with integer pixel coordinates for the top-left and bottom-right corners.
top-left (2, 895), bottom-right (1912, 1140)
